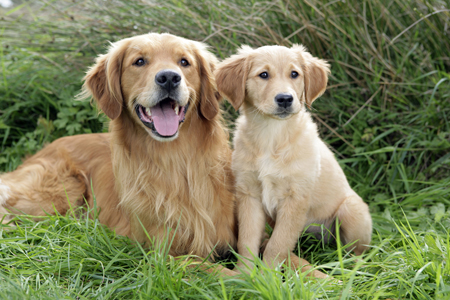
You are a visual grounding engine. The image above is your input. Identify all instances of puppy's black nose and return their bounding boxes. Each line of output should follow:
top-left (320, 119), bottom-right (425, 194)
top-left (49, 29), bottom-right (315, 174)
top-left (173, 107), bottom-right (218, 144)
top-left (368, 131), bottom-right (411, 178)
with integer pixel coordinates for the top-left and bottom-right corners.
top-left (155, 70), bottom-right (181, 92)
top-left (275, 93), bottom-right (294, 108)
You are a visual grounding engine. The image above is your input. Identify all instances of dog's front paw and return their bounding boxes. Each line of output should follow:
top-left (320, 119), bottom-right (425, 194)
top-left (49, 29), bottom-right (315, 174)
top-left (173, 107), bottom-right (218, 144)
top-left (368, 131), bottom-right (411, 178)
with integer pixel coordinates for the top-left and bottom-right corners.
top-left (218, 265), bottom-right (240, 277)
top-left (234, 261), bottom-right (254, 275)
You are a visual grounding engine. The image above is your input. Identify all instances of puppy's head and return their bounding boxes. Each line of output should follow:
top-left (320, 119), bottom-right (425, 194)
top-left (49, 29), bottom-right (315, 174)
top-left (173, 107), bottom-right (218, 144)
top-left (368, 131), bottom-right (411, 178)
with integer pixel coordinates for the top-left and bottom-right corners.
top-left (215, 45), bottom-right (330, 119)
top-left (80, 33), bottom-right (220, 142)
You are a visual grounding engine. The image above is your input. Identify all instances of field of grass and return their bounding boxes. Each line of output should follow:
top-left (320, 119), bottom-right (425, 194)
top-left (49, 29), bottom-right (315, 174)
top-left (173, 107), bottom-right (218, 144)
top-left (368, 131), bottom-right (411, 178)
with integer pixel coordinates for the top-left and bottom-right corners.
top-left (0, 0), bottom-right (449, 299)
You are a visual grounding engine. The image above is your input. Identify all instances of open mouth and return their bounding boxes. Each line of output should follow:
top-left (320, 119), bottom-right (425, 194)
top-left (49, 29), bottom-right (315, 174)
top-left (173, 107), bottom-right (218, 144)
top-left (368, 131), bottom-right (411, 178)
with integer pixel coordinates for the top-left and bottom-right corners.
top-left (135, 98), bottom-right (189, 138)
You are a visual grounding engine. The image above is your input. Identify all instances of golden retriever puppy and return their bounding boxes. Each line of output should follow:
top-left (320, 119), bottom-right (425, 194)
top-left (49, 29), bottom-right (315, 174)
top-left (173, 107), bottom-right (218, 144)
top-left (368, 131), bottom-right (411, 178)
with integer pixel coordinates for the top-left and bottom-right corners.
top-left (215, 45), bottom-right (372, 278)
top-left (0, 33), bottom-right (237, 275)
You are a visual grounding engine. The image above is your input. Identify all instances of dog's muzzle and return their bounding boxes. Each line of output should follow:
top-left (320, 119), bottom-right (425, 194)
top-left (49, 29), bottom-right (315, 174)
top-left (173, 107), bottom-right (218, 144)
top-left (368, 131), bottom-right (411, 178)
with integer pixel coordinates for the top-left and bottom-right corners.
top-left (135, 99), bottom-right (189, 138)
top-left (155, 69), bottom-right (181, 93)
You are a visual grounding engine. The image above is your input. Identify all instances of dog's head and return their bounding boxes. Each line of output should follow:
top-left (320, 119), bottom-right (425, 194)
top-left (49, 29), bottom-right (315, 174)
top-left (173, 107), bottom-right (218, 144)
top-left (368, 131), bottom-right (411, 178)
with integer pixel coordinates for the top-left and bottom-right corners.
top-left (215, 45), bottom-right (330, 119)
top-left (80, 33), bottom-right (220, 142)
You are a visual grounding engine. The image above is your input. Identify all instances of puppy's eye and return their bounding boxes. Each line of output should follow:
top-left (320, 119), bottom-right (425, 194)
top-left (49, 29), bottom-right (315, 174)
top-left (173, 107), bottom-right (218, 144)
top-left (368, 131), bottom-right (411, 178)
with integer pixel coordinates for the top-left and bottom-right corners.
top-left (180, 58), bottom-right (190, 67)
top-left (133, 58), bottom-right (145, 66)
top-left (259, 72), bottom-right (269, 79)
top-left (291, 71), bottom-right (299, 78)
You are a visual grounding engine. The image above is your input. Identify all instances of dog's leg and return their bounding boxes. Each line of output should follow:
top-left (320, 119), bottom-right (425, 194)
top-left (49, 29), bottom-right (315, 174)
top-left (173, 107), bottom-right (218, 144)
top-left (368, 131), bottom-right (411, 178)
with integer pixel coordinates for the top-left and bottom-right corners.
top-left (133, 222), bottom-right (239, 278)
top-left (187, 259), bottom-right (239, 277)
top-left (235, 192), bottom-right (266, 272)
top-left (262, 197), bottom-right (328, 278)
top-left (0, 153), bottom-right (88, 222)
top-left (0, 178), bottom-right (13, 224)
top-left (336, 195), bottom-right (372, 255)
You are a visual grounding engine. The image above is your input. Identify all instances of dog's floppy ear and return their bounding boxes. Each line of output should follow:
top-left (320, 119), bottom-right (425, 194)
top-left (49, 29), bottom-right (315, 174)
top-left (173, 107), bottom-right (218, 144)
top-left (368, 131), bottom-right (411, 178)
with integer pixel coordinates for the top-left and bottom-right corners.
top-left (215, 46), bottom-right (252, 111)
top-left (195, 45), bottom-right (220, 121)
top-left (292, 45), bottom-right (330, 106)
top-left (79, 41), bottom-right (128, 120)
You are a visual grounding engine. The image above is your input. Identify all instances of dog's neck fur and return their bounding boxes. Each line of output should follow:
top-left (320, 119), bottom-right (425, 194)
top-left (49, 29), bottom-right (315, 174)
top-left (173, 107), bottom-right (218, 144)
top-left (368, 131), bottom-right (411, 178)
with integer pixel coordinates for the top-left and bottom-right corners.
top-left (108, 109), bottom-right (235, 258)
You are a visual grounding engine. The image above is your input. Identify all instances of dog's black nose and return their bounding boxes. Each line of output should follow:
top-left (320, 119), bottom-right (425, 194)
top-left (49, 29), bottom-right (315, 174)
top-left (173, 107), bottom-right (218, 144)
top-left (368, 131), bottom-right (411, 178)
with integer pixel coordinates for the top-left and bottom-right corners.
top-left (155, 70), bottom-right (181, 92)
top-left (275, 93), bottom-right (294, 108)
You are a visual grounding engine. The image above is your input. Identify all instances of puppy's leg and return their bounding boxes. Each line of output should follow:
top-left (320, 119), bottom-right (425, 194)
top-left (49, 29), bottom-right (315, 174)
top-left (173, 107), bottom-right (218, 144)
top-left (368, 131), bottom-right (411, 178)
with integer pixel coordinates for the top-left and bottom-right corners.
top-left (262, 196), bottom-right (308, 268)
top-left (235, 191), bottom-right (266, 271)
top-left (262, 197), bottom-right (328, 278)
top-left (336, 195), bottom-right (372, 255)
top-left (286, 253), bottom-right (329, 279)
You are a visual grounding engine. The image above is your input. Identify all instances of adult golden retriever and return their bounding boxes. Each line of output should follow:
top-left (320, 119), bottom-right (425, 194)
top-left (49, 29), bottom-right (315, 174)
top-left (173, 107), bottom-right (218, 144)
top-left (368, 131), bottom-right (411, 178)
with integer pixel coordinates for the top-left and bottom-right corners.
top-left (215, 45), bottom-right (372, 278)
top-left (0, 33), bottom-right (237, 274)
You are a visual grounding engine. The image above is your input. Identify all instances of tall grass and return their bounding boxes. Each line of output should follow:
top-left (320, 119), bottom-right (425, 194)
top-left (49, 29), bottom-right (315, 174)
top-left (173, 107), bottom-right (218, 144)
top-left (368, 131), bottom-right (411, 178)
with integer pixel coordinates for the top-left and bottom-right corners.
top-left (1, 0), bottom-right (449, 298)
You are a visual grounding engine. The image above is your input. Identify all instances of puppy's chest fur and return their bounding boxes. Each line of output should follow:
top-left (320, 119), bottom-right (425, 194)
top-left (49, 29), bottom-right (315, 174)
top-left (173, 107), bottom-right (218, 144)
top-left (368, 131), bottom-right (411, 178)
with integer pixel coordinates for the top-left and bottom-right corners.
top-left (233, 114), bottom-right (321, 219)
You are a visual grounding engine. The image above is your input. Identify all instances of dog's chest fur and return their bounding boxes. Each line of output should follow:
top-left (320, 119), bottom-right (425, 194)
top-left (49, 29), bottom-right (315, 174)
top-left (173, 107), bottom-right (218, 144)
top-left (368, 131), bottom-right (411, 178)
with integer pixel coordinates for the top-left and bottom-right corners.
top-left (233, 113), bottom-right (321, 219)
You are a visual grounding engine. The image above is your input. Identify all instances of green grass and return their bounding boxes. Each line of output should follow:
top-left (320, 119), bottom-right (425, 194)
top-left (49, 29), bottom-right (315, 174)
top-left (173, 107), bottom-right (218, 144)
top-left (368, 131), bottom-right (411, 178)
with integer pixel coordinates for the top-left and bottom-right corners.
top-left (1, 203), bottom-right (449, 299)
top-left (0, 0), bottom-right (449, 298)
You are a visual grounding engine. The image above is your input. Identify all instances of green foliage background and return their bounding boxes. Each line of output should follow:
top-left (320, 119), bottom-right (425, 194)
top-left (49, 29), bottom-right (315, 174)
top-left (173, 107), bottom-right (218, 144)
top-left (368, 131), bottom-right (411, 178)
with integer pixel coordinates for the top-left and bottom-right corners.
top-left (0, 0), bottom-right (449, 299)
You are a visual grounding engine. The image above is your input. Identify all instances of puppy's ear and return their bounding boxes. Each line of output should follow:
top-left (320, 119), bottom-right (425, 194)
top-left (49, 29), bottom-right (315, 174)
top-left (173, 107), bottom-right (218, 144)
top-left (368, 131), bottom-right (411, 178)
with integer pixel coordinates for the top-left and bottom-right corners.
top-left (79, 41), bottom-right (128, 120)
top-left (215, 46), bottom-right (252, 111)
top-left (195, 45), bottom-right (220, 121)
top-left (292, 45), bottom-right (330, 106)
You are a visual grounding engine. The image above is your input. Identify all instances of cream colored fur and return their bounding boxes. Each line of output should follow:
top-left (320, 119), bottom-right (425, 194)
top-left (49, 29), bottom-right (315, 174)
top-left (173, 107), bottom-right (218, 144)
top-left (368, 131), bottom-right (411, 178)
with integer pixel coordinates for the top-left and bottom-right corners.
top-left (215, 45), bottom-right (372, 278)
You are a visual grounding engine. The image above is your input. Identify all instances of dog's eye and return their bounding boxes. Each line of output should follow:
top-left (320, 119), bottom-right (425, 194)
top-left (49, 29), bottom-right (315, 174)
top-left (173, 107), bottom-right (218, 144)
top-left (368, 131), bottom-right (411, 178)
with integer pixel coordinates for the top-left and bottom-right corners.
top-left (291, 71), bottom-right (299, 78)
top-left (180, 58), bottom-right (190, 67)
top-left (259, 72), bottom-right (269, 79)
top-left (133, 58), bottom-right (146, 67)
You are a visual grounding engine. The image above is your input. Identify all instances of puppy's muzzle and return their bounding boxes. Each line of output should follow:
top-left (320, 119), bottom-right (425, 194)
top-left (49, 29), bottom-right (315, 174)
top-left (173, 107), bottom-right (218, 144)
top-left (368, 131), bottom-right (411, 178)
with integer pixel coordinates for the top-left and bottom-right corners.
top-left (275, 93), bottom-right (293, 109)
top-left (155, 69), bottom-right (181, 92)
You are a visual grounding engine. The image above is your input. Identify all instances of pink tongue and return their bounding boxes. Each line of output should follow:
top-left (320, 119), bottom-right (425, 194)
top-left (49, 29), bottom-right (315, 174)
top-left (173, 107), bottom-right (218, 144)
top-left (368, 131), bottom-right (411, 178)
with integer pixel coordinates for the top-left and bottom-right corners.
top-left (151, 102), bottom-right (179, 136)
